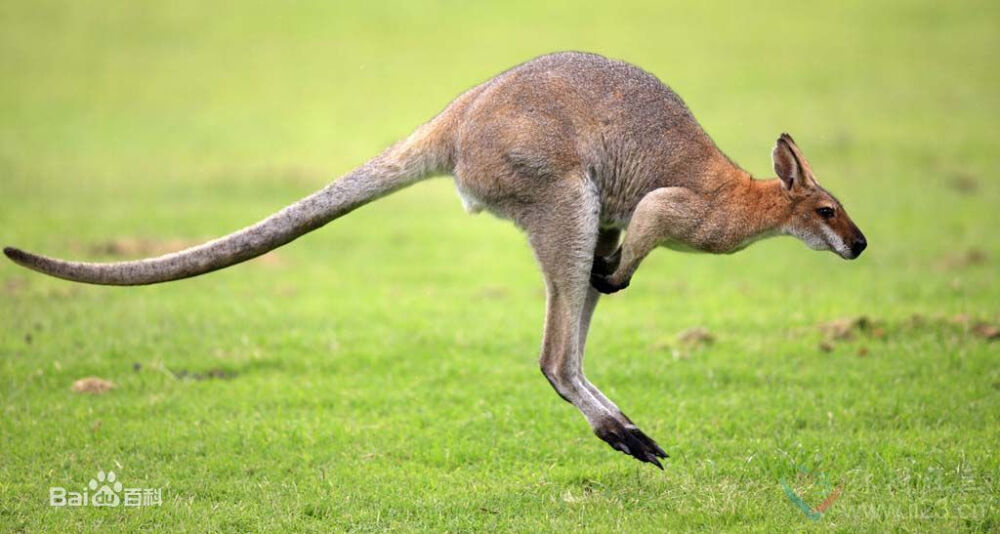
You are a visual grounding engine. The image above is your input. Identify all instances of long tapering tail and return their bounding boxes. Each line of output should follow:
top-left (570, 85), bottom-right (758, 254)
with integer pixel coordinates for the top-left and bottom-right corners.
top-left (3, 125), bottom-right (450, 286)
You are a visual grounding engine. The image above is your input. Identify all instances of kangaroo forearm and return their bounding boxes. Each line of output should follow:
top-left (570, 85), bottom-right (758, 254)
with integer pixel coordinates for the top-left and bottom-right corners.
top-left (591, 187), bottom-right (698, 293)
top-left (590, 238), bottom-right (656, 294)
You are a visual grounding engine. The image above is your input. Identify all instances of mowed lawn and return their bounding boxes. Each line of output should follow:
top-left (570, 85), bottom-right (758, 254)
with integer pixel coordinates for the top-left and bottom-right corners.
top-left (1, 1), bottom-right (998, 532)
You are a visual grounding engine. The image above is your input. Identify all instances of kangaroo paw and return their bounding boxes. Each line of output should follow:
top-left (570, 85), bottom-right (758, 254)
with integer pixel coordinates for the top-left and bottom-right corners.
top-left (590, 273), bottom-right (629, 294)
top-left (591, 247), bottom-right (622, 276)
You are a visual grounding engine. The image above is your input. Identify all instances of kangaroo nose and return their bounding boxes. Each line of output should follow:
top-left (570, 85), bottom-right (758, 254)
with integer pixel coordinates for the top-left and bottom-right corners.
top-left (850, 236), bottom-right (867, 258)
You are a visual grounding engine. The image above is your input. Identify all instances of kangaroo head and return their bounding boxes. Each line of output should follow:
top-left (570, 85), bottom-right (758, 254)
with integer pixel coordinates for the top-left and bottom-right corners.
top-left (771, 133), bottom-right (867, 259)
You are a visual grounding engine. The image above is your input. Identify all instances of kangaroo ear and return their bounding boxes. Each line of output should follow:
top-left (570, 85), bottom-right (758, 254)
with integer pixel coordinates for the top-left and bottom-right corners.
top-left (772, 133), bottom-right (816, 190)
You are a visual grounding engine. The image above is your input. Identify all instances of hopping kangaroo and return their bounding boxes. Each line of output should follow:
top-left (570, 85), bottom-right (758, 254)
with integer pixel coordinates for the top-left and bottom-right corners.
top-left (5, 52), bottom-right (866, 468)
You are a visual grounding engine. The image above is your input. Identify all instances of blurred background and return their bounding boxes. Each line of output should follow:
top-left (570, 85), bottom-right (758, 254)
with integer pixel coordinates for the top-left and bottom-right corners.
top-left (1, 1), bottom-right (997, 531)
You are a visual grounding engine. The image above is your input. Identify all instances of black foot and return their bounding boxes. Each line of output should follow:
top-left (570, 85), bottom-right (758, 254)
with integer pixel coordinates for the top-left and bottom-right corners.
top-left (590, 273), bottom-right (629, 294)
top-left (594, 418), bottom-right (668, 469)
top-left (591, 247), bottom-right (621, 276)
top-left (591, 247), bottom-right (628, 294)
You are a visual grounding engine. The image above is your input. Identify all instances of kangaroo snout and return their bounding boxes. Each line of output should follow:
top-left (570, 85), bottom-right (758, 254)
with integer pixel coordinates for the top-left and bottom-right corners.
top-left (848, 233), bottom-right (868, 259)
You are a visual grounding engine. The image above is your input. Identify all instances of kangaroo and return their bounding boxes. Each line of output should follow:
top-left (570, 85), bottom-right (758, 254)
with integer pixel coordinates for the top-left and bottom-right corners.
top-left (4, 52), bottom-right (866, 468)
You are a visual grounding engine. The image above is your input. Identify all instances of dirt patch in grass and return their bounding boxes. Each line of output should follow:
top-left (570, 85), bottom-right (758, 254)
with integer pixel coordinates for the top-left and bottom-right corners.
top-left (816, 314), bottom-right (999, 353)
top-left (677, 327), bottom-right (715, 347)
top-left (71, 377), bottom-right (115, 394)
top-left (652, 326), bottom-right (715, 360)
top-left (951, 314), bottom-right (1000, 340)
top-left (946, 171), bottom-right (980, 194)
top-left (818, 316), bottom-right (885, 341)
top-left (816, 317), bottom-right (884, 356)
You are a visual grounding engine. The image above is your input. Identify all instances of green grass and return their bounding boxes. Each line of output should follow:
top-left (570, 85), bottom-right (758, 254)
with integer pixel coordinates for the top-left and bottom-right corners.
top-left (2, 0), bottom-right (999, 532)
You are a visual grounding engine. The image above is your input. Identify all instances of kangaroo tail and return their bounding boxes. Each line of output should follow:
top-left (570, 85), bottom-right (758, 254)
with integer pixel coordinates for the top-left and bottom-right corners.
top-left (3, 123), bottom-right (452, 286)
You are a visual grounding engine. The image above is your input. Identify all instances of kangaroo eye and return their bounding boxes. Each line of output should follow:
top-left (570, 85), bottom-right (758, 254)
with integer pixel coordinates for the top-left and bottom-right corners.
top-left (816, 207), bottom-right (835, 219)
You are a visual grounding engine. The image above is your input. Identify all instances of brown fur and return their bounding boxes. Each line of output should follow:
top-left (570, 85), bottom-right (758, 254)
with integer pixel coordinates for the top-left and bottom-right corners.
top-left (4, 52), bottom-right (866, 468)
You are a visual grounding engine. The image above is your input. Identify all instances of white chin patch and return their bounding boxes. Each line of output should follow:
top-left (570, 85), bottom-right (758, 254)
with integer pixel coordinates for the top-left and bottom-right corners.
top-left (785, 226), bottom-right (830, 251)
top-left (806, 239), bottom-right (829, 251)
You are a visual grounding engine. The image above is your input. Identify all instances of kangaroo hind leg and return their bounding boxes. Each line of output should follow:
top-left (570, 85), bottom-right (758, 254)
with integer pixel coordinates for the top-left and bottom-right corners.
top-left (525, 179), bottom-right (667, 468)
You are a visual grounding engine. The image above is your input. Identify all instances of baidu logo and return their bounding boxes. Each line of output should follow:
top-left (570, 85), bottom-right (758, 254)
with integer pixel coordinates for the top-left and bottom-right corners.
top-left (49, 469), bottom-right (162, 508)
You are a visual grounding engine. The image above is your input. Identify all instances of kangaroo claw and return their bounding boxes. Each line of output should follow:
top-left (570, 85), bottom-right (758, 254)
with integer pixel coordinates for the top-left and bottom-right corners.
top-left (594, 418), bottom-right (668, 469)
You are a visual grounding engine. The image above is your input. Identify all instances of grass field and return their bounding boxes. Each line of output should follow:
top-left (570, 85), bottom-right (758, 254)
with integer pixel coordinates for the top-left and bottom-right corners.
top-left (2, 1), bottom-right (998, 532)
